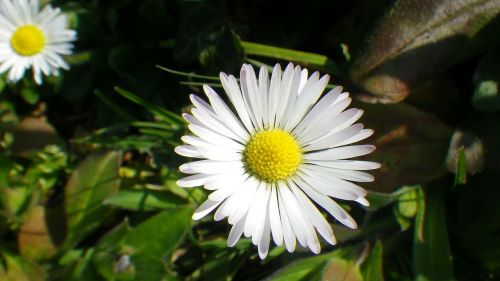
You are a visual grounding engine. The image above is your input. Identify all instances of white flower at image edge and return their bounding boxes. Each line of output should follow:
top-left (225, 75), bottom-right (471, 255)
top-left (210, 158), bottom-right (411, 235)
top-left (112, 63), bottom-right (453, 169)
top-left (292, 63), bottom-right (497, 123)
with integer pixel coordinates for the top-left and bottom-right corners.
top-left (175, 63), bottom-right (380, 259)
top-left (0, 0), bottom-right (76, 84)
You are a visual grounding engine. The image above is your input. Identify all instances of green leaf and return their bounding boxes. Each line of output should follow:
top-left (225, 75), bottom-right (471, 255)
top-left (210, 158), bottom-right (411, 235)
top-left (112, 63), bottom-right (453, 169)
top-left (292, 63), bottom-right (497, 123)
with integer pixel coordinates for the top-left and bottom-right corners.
top-left (350, 0), bottom-right (500, 103)
top-left (472, 50), bottom-right (500, 112)
top-left (360, 241), bottom-right (384, 281)
top-left (114, 86), bottom-right (184, 127)
top-left (64, 151), bottom-right (122, 248)
top-left (103, 189), bottom-right (187, 211)
top-left (124, 206), bottom-right (192, 257)
top-left (454, 146), bottom-right (467, 185)
top-left (92, 207), bottom-right (192, 280)
top-left (242, 41), bottom-right (342, 76)
top-left (413, 187), bottom-right (454, 281)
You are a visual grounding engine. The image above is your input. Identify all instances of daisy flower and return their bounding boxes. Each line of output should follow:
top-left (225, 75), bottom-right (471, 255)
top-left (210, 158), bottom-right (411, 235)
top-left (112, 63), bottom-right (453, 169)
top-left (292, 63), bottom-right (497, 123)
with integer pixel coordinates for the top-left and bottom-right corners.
top-left (0, 0), bottom-right (76, 84)
top-left (175, 63), bottom-right (380, 259)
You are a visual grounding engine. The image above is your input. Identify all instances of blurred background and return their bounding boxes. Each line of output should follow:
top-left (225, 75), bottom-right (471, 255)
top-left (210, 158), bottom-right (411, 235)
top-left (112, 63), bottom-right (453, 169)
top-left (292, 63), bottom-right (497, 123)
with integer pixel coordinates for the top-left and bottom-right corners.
top-left (1, 0), bottom-right (499, 280)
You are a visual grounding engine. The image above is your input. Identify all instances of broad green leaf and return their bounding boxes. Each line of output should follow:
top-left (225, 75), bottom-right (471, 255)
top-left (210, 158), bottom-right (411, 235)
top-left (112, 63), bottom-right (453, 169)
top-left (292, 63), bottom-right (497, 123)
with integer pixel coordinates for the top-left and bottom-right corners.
top-left (124, 206), bottom-right (192, 257)
top-left (93, 207), bottom-right (192, 280)
top-left (350, 0), bottom-right (500, 103)
top-left (360, 102), bottom-right (452, 192)
top-left (64, 151), bottom-right (122, 247)
top-left (126, 255), bottom-right (171, 281)
top-left (18, 206), bottom-right (64, 261)
top-left (103, 189), bottom-right (187, 211)
top-left (413, 187), bottom-right (454, 281)
top-left (472, 50), bottom-right (500, 112)
top-left (360, 241), bottom-right (384, 281)
top-left (92, 220), bottom-right (133, 280)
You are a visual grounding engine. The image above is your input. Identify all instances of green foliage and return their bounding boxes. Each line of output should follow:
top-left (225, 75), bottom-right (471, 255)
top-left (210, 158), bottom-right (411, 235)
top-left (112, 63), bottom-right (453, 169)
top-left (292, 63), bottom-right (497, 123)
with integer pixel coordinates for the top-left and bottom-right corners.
top-left (64, 151), bottom-right (122, 248)
top-left (0, 0), bottom-right (498, 280)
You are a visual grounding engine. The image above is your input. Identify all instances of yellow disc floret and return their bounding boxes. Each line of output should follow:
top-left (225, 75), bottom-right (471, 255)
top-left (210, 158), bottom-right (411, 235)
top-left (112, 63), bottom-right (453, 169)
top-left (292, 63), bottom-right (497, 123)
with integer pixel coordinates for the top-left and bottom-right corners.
top-left (10, 25), bottom-right (45, 56)
top-left (244, 129), bottom-right (301, 182)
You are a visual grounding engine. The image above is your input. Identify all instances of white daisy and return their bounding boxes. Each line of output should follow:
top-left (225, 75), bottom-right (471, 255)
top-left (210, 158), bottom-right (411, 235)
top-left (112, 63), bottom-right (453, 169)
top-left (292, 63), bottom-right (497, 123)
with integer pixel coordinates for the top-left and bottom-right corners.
top-left (0, 0), bottom-right (76, 84)
top-left (175, 63), bottom-right (380, 259)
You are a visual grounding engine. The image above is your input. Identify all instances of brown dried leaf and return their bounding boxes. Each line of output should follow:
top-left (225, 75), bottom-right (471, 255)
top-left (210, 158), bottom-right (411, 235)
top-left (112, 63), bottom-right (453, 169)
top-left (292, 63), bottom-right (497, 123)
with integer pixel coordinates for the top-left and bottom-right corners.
top-left (350, 0), bottom-right (500, 103)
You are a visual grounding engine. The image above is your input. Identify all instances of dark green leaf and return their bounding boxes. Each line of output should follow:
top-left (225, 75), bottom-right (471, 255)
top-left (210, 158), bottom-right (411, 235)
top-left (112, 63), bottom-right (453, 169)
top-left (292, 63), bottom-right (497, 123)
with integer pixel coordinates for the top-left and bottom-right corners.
top-left (413, 187), bottom-right (454, 281)
top-left (114, 86), bottom-right (184, 127)
top-left (174, 0), bottom-right (226, 63)
top-left (64, 151), bottom-right (122, 248)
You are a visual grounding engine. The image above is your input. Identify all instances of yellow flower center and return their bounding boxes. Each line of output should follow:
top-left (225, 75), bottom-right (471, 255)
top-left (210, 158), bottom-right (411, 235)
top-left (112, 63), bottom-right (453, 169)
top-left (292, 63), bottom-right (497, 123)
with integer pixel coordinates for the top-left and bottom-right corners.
top-left (244, 129), bottom-right (301, 182)
top-left (10, 25), bottom-right (45, 56)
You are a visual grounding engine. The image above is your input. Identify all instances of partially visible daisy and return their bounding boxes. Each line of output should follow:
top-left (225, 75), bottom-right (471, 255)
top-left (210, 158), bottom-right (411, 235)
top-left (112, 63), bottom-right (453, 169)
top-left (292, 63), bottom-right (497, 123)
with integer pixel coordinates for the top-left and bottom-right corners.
top-left (0, 0), bottom-right (76, 84)
top-left (175, 63), bottom-right (380, 259)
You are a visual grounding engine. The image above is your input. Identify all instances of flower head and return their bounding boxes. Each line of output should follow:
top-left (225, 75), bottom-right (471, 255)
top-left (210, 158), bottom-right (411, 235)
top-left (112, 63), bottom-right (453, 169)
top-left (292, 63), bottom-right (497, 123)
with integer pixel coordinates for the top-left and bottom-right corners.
top-left (0, 0), bottom-right (76, 84)
top-left (175, 63), bottom-right (380, 259)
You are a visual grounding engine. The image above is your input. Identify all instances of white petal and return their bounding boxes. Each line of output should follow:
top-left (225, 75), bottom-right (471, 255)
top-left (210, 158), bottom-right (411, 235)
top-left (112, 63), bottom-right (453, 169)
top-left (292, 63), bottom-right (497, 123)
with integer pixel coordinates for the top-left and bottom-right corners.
top-left (220, 73), bottom-right (254, 133)
top-left (304, 145), bottom-right (376, 161)
top-left (192, 199), bottom-right (223, 220)
top-left (297, 180), bottom-right (358, 229)
top-left (268, 184), bottom-right (283, 246)
top-left (227, 216), bottom-right (246, 247)
top-left (203, 85), bottom-right (250, 141)
top-left (289, 181), bottom-right (336, 245)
